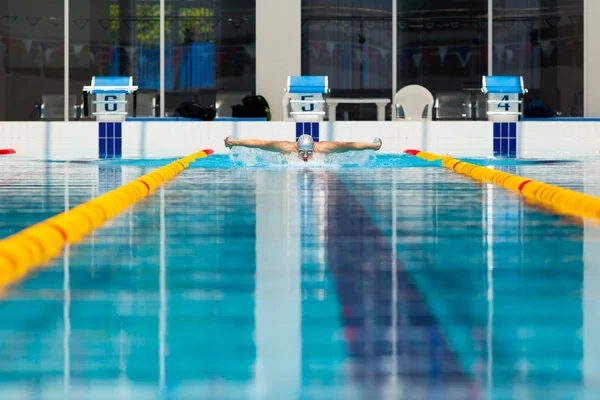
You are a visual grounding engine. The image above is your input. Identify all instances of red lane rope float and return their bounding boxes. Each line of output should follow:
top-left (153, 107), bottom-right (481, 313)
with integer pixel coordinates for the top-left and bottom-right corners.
top-left (403, 149), bottom-right (600, 220)
top-left (0, 149), bottom-right (213, 292)
top-left (0, 149), bottom-right (16, 155)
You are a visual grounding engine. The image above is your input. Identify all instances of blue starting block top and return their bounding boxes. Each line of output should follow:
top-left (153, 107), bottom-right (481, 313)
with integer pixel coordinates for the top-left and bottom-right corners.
top-left (83, 76), bottom-right (138, 94)
top-left (482, 76), bottom-right (527, 95)
top-left (287, 76), bottom-right (329, 94)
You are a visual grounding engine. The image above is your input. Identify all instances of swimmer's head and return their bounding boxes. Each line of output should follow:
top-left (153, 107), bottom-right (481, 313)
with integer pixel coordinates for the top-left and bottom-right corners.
top-left (297, 134), bottom-right (314, 162)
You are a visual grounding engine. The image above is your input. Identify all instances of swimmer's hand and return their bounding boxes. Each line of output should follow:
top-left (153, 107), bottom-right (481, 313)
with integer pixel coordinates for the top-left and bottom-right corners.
top-left (373, 137), bottom-right (382, 150)
top-left (224, 136), bottom-right (235, 149)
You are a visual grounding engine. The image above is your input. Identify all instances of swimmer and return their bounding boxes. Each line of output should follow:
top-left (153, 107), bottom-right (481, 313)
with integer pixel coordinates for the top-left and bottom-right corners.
top-left (224, 135), bottom-right (382, 162)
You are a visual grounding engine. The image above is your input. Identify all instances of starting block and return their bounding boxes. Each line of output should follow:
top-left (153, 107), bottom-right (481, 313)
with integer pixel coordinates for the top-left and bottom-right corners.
top-left (481, 75), bottom-right (527, 122)
top-left (83, 76), bottom-right (138, 122)
top-left (282, 76), bottom-right (329, 122)
top-left (83, 76), bottom-right (138, 158)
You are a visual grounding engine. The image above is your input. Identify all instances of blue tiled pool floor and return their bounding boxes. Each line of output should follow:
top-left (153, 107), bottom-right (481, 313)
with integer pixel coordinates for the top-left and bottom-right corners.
top-left (1, 154), bottom-right (600, 399)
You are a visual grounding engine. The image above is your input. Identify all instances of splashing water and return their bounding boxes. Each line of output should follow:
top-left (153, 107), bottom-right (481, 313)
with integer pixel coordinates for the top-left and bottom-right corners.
top-left (229, 147), bottom-right (377, 168)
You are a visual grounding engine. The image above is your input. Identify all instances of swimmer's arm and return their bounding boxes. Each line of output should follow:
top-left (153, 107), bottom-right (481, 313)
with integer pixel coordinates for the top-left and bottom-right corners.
top-left (316, 138), bottom-right (382, 154)
top-left (225, 138), bottom-right (295, 153)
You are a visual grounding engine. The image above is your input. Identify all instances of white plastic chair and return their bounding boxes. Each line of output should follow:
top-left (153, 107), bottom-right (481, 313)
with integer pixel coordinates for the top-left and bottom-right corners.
top-left (393, 85), bottom-right (434, 121)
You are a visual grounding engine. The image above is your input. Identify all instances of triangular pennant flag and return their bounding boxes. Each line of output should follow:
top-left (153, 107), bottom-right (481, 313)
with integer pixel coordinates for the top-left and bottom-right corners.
top-left (23, 39), bottom-right (33, 54)
top-left (412, 52), bottom-right (422, 68)
top-left (423, 47), bottom-right (433, 64)
top-left (104, 46), bottom-right (113, 63)
top-left (494, 43), bottom-right (505, 60)
top-left (503, 20), bottom-right (514, 29)
top-left (354, 48), bottom-right (362, 62)
top-left (523, 19), bottom-right (535, 29)
top-left (310, 42), bottom-right (320, 59)
top-left (505, 47), bottom-right (514, 63)
top-left (450, 22), bottom-right (460, 31)
top-left (545, 17), bottom-right (561, 27)
top-left (424, 22), bottom-right (434, 31)
top-left (1, 15), bottom-right (18, 23)
top-left (541, 40), bottom-right (554, 58)
top-left (480, 45), bottom-right (487, 63)
top-left (45, 48), bottom-right (54, 63)
top-left (438, 46), bottom-right (448, 65)
top-left (457, 47), bottom-right (470, 68)
top-left (244, 44), bottom-right (255, 59)
top-left (3, 38), bottom-right (15, 50)
top-left (74, 19), bottom-right (89, 29)
top-left (73, 44), bottom-right (84, 57)
top-left (228, 18), bottom-right (246, 30)
top-left (318, 21), bottom-right (328, 29)
top-left (26, 17), bottom-right (40, 27)
top-left (49, 17), bottom-right (62, 27)
top-left (379, 48), bottom-right (390, 59)
top-left (398, 21), bottom-right (407, 31)
top-left (326, 42), bottom-right (335, 56)
top-left (339, 20), bottom-right (351, 30)
top-left (98, 19), bottom-right (111, 30)
top-left (569, 16), bottom-right (583, 25)
top-left (123, 19), bottom-right (136, 29)
top-left (519, 42), bottom-right (532, 57)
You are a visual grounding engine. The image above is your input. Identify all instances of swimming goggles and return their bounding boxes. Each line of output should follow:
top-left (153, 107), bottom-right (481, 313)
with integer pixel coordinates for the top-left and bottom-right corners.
top-left (299, 150), bottom-right (313, 156)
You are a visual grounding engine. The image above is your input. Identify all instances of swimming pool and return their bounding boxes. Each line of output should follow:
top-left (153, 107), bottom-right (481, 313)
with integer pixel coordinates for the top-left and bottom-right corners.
top-left (1, 153), bottom-right (599, 399)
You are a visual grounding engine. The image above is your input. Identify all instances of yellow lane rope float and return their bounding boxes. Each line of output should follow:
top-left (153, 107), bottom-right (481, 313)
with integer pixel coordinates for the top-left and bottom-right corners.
top-left (0, 149), bottom-right (214, 290)
top-left (404, 149), bottom-right (600, 220)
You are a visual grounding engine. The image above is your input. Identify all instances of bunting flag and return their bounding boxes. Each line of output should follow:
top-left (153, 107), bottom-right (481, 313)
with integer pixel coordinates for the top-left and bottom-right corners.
top-left (494, 43), bottom-right (505, 60)
top-left (98, 19), bottom-right (110, 30)
top-left (3, 37), bottom-right (15, 50)
top-left (310, 42), bottom-right (319, 59)
top-left (480, 45), bottom-right (487, 63)
top-left (73, 44), bottom-right (84, 57)
top-left (379, 48), bottom-right (390, 60)
top-left (545, 17), bottom-right (561, 27)
top-left (125, 46), bottom-right (135, 60)
top-left (244, 44), bottom-right (255, 59)
top-left (438, 45), bottom-right (448, 65)
top-left (505, 47), bottom-right (514, 63)
top-left (45, 48), bottom-right (54, 63)
top-left (326, 42), bottom-right (335, 57)
top-left (540, 40), bottom-right (553, 58)
top-left (519, 42), bottom-right (532, 57)
top-left (123, 19), bottom-right (136, 29)
top-left (23, 39), bottom-right (32, 54)
top-left (49, 17), bottom-right (62, 27)
top-left (26, 17), bottom-right (40, 27)
top-left (412, 52), bottom-right (422, 68)
top-left (457, 47), bottom-right (470, 68)
top-left (423, 47), bottom-right (433, 64)
top-left (74, 19), bottom-right (89, 29)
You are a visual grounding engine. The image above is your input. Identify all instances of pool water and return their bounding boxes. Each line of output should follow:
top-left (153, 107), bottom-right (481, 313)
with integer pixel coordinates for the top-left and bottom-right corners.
top-left (1, 153), bottom-right (600, 399)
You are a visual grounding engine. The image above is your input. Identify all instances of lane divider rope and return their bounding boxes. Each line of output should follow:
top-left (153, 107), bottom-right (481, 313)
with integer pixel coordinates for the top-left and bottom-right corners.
top-left (0, 149), bottom-right (214, 290)
top-left (404, 149), bottom-right (600, 220)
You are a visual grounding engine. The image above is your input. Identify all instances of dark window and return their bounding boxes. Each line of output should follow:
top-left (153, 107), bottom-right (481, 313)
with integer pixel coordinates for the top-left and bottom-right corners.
top-left (0, 0), bottom-right (65, 120)
top-left (493, 0), bottom-right (583, 117)
top-left (69, 0), bottom-right (255, 119)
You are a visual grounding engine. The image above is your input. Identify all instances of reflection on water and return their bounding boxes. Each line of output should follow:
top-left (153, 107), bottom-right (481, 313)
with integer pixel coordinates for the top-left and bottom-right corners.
top-left (0, 159), bottom-right (598, 399)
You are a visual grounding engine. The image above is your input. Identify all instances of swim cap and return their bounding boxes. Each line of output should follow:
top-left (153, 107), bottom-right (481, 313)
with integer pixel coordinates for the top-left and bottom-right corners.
top-left (297, 134), bottom-right (314, 151)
